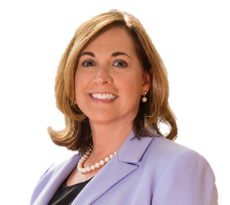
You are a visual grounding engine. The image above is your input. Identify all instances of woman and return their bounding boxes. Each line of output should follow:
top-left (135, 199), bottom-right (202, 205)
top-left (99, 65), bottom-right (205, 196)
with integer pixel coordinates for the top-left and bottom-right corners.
top-left (30, 10), bottom-right (218, 205)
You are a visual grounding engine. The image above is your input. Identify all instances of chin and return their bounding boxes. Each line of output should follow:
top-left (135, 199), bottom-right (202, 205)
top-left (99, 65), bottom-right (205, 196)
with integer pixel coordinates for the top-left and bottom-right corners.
top-left (87, 114), bottom-right (117, 124)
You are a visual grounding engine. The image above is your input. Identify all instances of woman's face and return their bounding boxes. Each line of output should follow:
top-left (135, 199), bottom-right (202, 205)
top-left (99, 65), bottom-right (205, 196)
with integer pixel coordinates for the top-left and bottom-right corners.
top-left (75, 26), bottom-right (150, 125)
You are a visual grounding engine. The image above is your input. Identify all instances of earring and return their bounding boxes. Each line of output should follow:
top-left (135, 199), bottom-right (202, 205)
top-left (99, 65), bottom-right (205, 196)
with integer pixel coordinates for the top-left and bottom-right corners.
top-left (142, 92), bottom-right (147, 103)
top-left (74, 101), bottom-right (77, 104)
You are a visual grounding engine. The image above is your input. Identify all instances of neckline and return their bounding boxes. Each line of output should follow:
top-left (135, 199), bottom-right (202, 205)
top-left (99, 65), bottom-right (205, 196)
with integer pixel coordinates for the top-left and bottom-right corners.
top-left (63, 177), bottom-right (93, 188)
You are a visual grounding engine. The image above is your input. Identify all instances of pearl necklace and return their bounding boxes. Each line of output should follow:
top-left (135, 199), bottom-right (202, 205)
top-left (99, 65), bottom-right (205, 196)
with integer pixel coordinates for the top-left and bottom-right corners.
top-left (77, 145), bottom-right (117, 174)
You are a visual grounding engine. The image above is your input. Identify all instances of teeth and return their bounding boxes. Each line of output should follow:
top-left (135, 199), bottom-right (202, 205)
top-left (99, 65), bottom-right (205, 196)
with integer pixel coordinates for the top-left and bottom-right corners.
top-left (92, 93), bottom-right (117, 100)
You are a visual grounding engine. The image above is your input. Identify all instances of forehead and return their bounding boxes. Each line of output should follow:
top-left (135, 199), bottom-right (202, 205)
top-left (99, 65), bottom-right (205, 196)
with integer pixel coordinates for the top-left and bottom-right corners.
top-left (81, 27), bottom-right (136, 54)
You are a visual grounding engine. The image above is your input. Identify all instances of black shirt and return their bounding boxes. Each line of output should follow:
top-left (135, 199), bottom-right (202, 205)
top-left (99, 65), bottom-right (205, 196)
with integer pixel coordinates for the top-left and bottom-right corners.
top-left (48, 177), bottom-right (92, 205)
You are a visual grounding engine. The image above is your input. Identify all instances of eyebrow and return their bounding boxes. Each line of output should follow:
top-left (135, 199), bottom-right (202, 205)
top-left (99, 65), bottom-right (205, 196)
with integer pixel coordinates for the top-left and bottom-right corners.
top-left (80, 52), bottom-right (95, 57)
top-left (79, 51), bottom-right (131, 59)
top-left (111, 52), bottom-right (131, 59)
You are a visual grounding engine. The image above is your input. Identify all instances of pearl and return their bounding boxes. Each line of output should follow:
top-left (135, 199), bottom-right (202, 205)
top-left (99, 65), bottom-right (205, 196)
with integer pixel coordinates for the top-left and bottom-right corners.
top-left (142, 96), bottom-right (147, 102)
top-left (105, 157), bottom-right (110, 162)
top-left (95, 163), bottom-right (100, 168)
top-left (100, 160), bottom-right (105, 166)
top-left (91, 165), bottom-right (96, 170)
top-left (86, 167), bottom-right (91, 172)
top-left (142, 92), bottom-right (148, 103)
top-left (77, 144), bottom-right (117, 174)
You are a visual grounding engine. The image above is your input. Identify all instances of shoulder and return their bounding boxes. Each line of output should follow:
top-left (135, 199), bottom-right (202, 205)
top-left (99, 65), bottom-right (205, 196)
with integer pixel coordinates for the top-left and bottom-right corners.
top-left (148, 136), bottom-right (205, 163)
top-left (146, 136), bottom-right (214, 177)
top-left (151, 135), bottom-right (196, 154)
top-left (137, 126), bottom-right (202, 163)
top-left (30, 154), bottom-right (80, 205)
top-left (40, 154), bottom-right (81, 182)
top-left (40, 154), bottom-right (79, 178)
top-left (144, 136), bottom-right (218, 204)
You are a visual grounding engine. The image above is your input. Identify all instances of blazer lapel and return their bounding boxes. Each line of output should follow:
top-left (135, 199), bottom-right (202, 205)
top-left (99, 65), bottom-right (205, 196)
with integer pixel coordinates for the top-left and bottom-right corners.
top-left (72, 130), bottom-right (156, 205)
top-left (33, 155), bottom-right (80, 205)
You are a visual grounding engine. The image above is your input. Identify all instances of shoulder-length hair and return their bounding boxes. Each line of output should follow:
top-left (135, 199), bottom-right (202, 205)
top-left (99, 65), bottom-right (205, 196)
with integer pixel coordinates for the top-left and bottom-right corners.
top-left (48, 10), bottom-right (177, 154)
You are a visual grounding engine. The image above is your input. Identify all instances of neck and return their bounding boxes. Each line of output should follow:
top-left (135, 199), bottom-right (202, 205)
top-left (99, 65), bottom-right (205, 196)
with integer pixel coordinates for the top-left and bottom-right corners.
top-left (89, 118), bottom-right (133, 156)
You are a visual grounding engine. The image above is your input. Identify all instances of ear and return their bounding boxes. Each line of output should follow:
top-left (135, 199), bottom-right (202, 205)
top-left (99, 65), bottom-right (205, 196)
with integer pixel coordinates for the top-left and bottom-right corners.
top-left (142, 72), bottom-right (151, 96)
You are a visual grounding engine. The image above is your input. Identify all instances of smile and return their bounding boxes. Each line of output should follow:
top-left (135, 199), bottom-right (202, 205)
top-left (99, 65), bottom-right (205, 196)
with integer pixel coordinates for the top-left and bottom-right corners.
top-left (91, 93), bottom-right (117, 100)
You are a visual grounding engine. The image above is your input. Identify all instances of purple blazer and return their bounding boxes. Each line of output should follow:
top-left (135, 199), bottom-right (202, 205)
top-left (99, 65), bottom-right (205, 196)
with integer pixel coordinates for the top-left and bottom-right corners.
top-left (30, 129), bottom-right (218, 205)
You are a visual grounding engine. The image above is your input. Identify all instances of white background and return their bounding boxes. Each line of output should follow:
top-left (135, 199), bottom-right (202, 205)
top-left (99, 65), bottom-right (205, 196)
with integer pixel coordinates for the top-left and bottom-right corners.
top-left (0, 0), bottom-right (229, 204)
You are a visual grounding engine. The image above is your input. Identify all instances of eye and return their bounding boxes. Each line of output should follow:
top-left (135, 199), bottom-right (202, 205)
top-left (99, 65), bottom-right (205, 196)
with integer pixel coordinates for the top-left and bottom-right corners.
top-left (82, 60), bottom-right (96, 67)
top-left (113, 59), bottom-right (128, 68)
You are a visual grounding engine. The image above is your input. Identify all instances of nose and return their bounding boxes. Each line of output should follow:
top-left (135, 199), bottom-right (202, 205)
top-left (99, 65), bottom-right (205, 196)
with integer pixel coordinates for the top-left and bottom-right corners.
top-left (93, 66), bottom-right (113, 84)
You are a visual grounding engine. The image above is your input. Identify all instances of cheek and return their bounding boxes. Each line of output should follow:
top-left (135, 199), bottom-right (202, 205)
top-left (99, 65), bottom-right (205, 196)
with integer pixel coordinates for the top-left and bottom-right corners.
top-left (74, 78), bottom-right (80, 97)
top-left (74, 73), bottom-right (85, 99)
top-left (120, 75), bottom-right (143, 98)
top-left (75, 70), bottom-right (88, 89)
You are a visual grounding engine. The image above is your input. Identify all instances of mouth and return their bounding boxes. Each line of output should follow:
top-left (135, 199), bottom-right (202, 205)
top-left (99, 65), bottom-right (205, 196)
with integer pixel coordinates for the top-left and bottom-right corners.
top-left (91, 93), bottom-right (118, 100)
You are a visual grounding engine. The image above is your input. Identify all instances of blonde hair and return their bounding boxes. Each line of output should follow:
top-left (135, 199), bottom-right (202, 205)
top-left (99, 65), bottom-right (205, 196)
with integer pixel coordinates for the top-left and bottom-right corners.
top-left (48, 10), bottom-right (177, 153)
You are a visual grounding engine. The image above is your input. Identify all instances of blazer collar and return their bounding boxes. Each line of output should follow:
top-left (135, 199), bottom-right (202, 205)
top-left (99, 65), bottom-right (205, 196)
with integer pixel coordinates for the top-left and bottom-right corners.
top-left (34, 128), bottom-right (157, 205)
top-left (118, 128), bottom-right (157, 163)
top-left (72, 129), bottom-right (156, 204)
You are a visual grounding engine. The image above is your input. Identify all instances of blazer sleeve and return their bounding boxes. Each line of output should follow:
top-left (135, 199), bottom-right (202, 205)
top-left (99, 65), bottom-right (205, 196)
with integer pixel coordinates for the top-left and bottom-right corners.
top-left (151, 149), bottom-right (218, 205)
top-left (30, 164), bottom-right (54, 205)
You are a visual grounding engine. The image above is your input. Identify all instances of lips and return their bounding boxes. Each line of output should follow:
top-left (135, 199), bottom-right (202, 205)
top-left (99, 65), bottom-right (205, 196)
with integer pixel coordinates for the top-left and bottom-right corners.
top-left (91, 93), bottom-right (117, 100)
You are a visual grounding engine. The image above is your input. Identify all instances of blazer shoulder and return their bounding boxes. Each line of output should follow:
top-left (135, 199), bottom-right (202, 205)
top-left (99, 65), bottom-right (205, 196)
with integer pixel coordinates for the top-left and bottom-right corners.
top-left (145, 136), bottom-right (215, 178)
top-left (40, 154), bottom-right (80, 182)
top-left (148, 137), bottom-right (218, 204)
top-left (150, 136), bottom-right (201, 160)
top-left (30, 154), bottom-right (80, 205)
